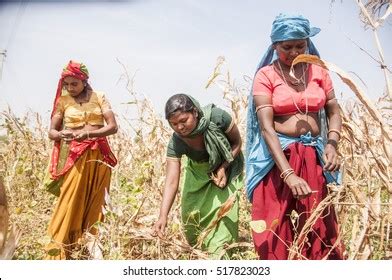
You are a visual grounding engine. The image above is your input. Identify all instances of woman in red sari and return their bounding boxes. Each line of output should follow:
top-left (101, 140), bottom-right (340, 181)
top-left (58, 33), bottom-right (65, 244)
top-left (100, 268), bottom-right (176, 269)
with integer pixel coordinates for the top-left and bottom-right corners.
top-left (45, 60), bottom-right (117, 259)
top-left (246, 14), bottom-right (344, 259)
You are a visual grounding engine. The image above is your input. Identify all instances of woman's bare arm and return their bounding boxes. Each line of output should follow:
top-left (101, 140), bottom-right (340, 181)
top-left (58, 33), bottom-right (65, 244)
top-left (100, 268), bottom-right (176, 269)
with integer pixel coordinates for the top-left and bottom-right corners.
top-left (254, 95), bottom-right (312, 198)
top-left (153, 159), bottom-right (181, 238)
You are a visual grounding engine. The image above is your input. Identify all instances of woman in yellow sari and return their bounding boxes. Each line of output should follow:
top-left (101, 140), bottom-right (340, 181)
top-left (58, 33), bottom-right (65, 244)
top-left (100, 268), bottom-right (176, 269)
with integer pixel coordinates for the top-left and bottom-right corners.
top-left (45, 60), bottom-right (118, 259)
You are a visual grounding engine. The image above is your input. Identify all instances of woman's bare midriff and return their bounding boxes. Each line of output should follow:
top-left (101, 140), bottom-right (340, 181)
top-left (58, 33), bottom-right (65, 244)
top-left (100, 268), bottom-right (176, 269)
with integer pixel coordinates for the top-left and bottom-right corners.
top-left (67, 124), bottom-right (104, 134)
top-left (274, 112), bottom-right (320, 137)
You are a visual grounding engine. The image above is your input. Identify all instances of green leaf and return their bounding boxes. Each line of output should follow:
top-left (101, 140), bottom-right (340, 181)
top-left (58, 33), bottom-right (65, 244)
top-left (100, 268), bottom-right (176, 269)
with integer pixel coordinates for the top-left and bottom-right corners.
top-left (47, 248), bottom-right (61, 257)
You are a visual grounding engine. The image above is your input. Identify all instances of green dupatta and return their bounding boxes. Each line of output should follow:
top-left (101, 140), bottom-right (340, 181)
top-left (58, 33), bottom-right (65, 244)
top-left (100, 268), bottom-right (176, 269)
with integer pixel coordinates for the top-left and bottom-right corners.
top-left (186, 96), bottom-right (243, 182)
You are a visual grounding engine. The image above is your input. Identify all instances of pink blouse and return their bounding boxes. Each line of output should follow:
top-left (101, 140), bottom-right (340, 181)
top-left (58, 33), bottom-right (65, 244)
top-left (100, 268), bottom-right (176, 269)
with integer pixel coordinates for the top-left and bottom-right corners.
top-left (252, 64), bottom-right (333, 116)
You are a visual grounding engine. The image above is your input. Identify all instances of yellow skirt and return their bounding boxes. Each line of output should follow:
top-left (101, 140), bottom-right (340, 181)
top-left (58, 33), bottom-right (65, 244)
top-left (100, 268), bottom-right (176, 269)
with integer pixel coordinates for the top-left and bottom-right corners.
top-left (45, 148), bottom-right (111, 260)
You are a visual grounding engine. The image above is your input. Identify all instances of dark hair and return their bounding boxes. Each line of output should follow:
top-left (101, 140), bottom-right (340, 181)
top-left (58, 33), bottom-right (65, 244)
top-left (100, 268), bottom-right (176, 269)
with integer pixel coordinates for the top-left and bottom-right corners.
top-left (273, 38), bottom-right (309, 46)
top-left (84, 81), bottom-right (93, 91)
top-left (78, 81), bottom-right (92, 97)
top-left (165, 94), bottom-right (195, 120)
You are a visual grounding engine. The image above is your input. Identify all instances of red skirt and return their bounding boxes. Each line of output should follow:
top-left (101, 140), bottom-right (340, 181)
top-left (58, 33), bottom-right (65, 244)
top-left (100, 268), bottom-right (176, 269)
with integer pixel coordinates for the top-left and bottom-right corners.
top-left (251, 142), bottom-right (344, 260)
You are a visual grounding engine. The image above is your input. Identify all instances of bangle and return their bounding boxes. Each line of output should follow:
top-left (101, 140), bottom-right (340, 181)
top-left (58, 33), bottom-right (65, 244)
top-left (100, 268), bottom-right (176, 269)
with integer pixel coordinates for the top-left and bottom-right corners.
top-left (255, 104), bottom-right (273, 113)
top-left (283, 170), bottom-right (295, 183)
top-left (327, 139), bottom-right (338, 149)
top-left (280, 168), bottom-right (294, 179)
top-left (327, 129), bottom-right (341, 139)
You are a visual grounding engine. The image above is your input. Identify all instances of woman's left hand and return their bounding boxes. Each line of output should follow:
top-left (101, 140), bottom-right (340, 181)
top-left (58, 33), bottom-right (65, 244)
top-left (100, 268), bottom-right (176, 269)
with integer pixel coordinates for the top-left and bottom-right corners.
top-left (73, 131), bottom-right (89, 142)
top-left (322, 144), bottom-right (340, 172)
top-left (211, 166), bottom-right (227, 188)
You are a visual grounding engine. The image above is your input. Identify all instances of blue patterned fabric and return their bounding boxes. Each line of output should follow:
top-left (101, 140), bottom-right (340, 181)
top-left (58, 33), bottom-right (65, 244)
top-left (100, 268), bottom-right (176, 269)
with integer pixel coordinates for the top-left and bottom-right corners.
top-left (270, 14), bottom-right (320, 43)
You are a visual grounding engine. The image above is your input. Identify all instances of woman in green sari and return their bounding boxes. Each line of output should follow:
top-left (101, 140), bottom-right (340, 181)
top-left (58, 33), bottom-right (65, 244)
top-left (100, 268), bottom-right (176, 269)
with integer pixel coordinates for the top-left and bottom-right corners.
top-left (153, 94), bottom-right (244, 258)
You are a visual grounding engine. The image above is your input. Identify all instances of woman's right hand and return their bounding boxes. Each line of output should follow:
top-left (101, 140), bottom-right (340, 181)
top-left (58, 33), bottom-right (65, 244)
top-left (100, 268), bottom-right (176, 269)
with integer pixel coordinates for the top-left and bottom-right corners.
top-left (211, 166), bottom-right (228, 188)
top-left (284, 174), bottom-right (313, 199)
top-left (152, 217), bottom-right (167, 239)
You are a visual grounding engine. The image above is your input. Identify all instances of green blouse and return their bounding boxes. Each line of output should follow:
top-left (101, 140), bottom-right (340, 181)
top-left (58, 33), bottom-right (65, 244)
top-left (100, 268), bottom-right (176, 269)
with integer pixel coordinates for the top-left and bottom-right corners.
top-left (166, 107), bottom-right (234, 162)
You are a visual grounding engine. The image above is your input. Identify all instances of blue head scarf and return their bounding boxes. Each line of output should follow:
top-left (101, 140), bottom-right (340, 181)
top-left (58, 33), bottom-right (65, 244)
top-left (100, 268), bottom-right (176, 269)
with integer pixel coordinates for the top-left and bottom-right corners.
top-left (245, 14), bottom-right (338, 201)
top-left (256, 14), bottom-right (321, 70)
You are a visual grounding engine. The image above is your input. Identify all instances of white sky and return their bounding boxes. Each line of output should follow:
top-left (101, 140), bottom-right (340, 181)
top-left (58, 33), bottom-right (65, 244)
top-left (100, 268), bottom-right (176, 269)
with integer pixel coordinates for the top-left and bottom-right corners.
top-left (0, 0), bottom-right (391, 125)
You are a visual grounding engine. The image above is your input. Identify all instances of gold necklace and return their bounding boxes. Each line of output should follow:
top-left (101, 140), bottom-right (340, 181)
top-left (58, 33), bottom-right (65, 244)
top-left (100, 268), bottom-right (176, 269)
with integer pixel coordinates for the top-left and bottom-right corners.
top-left (290, 64), bottom-right (307, 86)
top-left (277, 60), bottom-right (308, 115)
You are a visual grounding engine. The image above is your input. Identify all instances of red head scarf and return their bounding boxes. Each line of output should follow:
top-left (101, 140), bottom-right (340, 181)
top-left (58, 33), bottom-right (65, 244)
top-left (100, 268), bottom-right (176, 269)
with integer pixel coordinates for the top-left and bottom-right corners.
top-left (51, 60), bottom-right (89, 118)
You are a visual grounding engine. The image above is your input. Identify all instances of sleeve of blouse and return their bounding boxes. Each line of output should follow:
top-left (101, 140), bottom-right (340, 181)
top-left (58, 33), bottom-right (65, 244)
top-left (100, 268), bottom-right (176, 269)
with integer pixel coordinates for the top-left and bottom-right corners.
top-left (53, 98), bottom-right (64, 117)
top-left (97, 92), bottom-right (112, 113)
top-left (321, 68), bottom-right (334, 95)
top-left (166, 135), bottom-right (184, 161)
top-left (252, 68), bottom-right (273, 97)
top-left (211, 106), bottom-right (234, 133)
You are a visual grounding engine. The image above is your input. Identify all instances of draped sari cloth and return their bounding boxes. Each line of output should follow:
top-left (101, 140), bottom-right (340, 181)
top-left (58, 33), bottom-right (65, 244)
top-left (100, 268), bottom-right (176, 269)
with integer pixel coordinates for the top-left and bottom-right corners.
top-left (251, 142), bottom-right (343, 260)
top-left (186, 96), bottom-right (235, 174)
top-left (181, 160), bottom-right (242, 259)
top-left (46, 145), bottom-right (113, 260)
top-left (246, 15), bottom-right (343, 259)
top-left (178, 95), bottom-right (244, 258)
top-left (45, 61), bottom-right (117, 259)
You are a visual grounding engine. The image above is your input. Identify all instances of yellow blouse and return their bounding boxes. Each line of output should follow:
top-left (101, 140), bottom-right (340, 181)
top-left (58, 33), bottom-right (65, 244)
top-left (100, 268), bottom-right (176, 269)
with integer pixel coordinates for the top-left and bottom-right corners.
top-left (54, 91), bottom-right (112, 128)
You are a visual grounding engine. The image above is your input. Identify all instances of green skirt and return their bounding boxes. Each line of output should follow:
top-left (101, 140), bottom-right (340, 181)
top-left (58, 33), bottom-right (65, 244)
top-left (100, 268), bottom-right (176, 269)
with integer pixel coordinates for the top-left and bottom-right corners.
top-left (181, 158), bottom-right (243, 258)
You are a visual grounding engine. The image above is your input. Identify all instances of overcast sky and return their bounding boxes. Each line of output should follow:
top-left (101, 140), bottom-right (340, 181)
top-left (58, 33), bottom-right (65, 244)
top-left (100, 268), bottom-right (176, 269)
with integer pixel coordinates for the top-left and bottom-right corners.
top-left (0, 0), bottom-right (391, 125)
